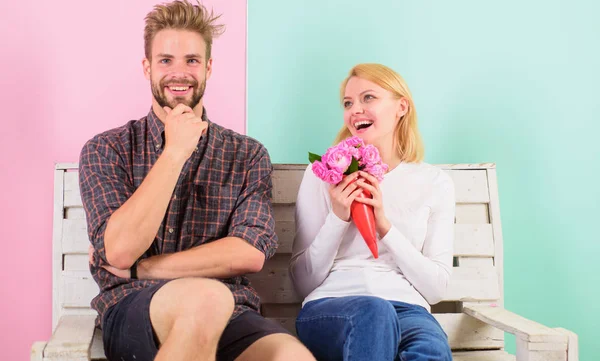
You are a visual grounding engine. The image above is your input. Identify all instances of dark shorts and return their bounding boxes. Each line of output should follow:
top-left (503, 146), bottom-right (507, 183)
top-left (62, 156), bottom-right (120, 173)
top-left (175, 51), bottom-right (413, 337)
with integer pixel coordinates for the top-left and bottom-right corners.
top-left (102, 281), bottom-right (290, 361)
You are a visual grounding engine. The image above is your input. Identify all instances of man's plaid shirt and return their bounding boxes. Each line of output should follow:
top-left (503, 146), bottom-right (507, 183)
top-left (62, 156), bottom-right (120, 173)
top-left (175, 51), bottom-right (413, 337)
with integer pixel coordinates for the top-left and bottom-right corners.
top-left (79, 108), bottom-right (277, 327)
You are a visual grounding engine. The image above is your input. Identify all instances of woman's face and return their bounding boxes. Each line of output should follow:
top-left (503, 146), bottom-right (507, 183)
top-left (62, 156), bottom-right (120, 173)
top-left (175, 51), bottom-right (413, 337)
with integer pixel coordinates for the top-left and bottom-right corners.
top-left (343, 76), bottom-right (408, 147)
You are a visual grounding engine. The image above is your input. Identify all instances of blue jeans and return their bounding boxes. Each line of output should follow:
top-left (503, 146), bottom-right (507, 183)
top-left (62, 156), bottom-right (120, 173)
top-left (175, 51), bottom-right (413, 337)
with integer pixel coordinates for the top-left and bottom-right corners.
top-left (296, 296), bottom-right (451, 361)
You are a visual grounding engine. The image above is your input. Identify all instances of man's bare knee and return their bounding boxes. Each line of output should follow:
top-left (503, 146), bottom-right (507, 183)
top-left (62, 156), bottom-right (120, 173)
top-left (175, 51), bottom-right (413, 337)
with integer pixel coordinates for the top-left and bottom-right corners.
top-left (150, 278), bottom-right (234, 344)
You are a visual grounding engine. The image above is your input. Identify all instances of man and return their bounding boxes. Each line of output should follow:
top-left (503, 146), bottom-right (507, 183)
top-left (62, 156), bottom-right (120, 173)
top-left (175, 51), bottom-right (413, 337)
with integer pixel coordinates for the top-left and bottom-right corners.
top-left (79, 1), bottom-right (315, 360)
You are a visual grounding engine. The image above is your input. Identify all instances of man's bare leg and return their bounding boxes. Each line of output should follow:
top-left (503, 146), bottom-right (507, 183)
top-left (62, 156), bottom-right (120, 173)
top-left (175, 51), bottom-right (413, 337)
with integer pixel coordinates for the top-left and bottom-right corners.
top-left (235, 334), bottom-right (316, 361)
top-left (150, 277), bottom-right (235, 361)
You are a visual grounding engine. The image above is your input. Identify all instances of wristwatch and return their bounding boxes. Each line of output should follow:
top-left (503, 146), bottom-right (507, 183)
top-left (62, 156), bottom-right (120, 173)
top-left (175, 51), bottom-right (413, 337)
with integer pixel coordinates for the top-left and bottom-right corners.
top-left (130, 260), bottom-right (139, 279)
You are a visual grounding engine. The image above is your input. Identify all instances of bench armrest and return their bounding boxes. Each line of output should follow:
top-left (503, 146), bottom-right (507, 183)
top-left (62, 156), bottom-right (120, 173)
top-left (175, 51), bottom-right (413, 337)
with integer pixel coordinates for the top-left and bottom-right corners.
top-left (463, 304), bottom-right (578, 361)
top-left (43, 315), bottom-right (96, 361)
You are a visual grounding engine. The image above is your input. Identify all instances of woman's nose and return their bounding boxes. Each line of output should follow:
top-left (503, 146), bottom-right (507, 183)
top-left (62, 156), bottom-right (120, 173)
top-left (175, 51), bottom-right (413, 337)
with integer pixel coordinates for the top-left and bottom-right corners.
top-left (351, 102), bottom-right (364, 114)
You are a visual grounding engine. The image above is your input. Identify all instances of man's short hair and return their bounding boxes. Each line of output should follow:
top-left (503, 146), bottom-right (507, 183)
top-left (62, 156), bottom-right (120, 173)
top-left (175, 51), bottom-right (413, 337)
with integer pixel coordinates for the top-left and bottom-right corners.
top-left (144, 0), bottom-right (225, 60)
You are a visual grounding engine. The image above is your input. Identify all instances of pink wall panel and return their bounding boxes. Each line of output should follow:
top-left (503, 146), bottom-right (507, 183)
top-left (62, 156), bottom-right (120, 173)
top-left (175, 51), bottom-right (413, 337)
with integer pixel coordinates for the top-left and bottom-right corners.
top-left (0, 1), bottom-right (246, 359)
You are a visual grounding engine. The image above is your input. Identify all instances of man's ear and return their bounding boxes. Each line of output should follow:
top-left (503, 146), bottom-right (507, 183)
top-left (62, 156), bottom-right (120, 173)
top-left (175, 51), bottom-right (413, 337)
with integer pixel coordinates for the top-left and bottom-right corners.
top-left (206, 58), bottom-right (213, 80)
top-left (143, 58), bottom-right (151, 80)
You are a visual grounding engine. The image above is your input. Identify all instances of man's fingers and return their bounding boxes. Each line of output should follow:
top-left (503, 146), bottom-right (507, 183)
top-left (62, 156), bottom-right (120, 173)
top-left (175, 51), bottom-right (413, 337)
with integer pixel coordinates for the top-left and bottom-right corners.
top-left (174, 103), bottom-right (193, 113)
top-left (167, 103), bottom-right (193, 118)
top-left (163, 106), bottom-right (172, 114)
top-left (183, 113), bottom-right (202, 122)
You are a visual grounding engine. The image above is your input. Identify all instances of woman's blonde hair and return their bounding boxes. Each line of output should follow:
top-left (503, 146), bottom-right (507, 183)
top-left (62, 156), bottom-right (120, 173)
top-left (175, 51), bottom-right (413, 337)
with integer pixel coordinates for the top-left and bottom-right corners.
top-left (334, 63), bottom-right (424, 163)
top-left (144, 0), bottom-right (225, 61)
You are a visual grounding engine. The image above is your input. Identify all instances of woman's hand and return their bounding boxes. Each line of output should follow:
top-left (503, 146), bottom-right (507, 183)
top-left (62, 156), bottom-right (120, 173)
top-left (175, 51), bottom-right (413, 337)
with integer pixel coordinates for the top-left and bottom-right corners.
top-left (354, 171), bottom-right (391, 237)
top-left (329, 172), bottom-right (363, 221)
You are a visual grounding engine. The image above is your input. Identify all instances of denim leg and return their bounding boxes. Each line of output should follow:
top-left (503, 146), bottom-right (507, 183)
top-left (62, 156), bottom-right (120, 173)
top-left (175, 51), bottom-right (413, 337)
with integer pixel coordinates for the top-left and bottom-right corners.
top-left (391, 301), bottom-right (452, 361)
top-left (296, 296), bottom-right (401, 361)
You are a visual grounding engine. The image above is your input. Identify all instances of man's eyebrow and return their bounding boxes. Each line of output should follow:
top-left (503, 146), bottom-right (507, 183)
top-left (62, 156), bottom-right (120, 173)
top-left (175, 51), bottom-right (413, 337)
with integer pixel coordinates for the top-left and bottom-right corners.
top-left (155, 53), bottom-right (203, 59)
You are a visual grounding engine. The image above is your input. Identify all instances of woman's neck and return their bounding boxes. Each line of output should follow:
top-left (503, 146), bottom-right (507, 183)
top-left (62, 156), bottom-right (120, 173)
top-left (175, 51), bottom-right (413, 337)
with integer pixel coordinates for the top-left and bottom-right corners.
top-left (374, 140), bottom-right (402, 171)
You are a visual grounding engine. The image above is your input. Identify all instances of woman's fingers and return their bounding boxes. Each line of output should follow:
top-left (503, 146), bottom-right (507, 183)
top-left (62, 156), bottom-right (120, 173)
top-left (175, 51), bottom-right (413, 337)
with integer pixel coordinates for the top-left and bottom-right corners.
top-left (356, 179), bottom-right (378, 196)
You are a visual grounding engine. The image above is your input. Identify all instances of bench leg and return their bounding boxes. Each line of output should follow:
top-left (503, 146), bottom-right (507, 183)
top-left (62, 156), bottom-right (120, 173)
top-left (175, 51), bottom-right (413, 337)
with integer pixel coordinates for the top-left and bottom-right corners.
top-left (555, 328), bottom-right (579, 361)
top-left (31, 342), bottom-right (47, 361)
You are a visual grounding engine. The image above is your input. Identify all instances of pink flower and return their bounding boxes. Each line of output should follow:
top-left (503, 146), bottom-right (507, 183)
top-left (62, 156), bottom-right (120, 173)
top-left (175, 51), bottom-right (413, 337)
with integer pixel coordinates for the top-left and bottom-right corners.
top-left (323, 145), bottom-right (352, 173)
top-left (340, 142), bottom-right (361, 159)
top-left (311, 160), bottom-right (328, 181)
top-left (364, 163), bottom-right (387, 182)
top-left (359, 145), bottom-right (381, 167)
top-left (323, 169), bottom-right (343, 184)
top-left (344, 136), bottom-right (365, 148)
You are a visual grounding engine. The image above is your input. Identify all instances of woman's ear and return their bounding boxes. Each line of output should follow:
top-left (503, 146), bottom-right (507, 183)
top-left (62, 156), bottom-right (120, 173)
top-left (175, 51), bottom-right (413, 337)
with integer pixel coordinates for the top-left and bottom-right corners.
top-left (396, 98), bottom-right (409, 119)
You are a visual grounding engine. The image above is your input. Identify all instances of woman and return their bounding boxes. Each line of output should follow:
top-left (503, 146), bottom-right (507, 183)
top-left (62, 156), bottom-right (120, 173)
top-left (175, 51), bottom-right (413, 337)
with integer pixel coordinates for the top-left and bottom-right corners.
top-left (290, 63), bottom-right (455, 361)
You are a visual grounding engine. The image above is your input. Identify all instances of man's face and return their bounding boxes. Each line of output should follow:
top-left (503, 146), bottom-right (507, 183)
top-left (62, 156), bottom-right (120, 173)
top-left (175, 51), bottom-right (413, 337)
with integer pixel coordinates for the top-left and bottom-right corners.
top-left (143, 29), bottom-right (212, 110)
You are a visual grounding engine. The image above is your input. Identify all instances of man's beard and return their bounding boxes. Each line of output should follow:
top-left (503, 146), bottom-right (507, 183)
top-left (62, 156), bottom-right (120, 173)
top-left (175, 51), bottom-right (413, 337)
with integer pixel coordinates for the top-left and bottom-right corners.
top-left (152, 77), bottom-right (206, 110)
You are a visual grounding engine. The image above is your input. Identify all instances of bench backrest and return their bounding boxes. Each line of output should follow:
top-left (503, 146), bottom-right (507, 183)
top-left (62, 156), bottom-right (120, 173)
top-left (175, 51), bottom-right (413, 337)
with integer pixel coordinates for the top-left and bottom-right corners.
top-left (52, 163), bottom-right (505, 351)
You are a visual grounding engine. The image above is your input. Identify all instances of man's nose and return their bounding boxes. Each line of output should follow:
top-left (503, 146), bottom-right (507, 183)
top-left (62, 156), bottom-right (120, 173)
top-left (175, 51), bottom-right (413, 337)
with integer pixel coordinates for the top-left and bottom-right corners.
top-left (168, 61), bottom-right (190, 76)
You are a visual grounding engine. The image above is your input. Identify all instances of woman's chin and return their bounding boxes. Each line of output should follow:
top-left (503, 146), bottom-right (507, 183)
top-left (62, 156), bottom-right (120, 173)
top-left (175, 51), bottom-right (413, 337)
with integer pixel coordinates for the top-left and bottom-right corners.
top-left (357, 134), bottom-right (375, 144)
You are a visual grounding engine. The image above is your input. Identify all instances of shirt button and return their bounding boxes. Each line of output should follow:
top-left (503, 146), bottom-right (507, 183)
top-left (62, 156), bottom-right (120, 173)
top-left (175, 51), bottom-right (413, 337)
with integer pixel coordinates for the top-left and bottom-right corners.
top-left (173, 195), bottom-right (177, 200)
top-left (168, 228), bottom-right (174, 234)
top-left (195, 147), bottom-right (198, 152)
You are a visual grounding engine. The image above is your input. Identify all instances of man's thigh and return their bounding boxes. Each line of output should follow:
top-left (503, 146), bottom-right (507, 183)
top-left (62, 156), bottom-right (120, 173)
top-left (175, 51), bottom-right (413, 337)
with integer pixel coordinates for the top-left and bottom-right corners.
top-left (217, 310), bottom-right (293, 361)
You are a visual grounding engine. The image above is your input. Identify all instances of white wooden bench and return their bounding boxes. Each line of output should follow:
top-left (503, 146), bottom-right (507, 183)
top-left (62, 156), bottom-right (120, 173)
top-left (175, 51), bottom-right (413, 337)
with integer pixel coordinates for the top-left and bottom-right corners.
top-left (32, 163), bottom-right (578, 361)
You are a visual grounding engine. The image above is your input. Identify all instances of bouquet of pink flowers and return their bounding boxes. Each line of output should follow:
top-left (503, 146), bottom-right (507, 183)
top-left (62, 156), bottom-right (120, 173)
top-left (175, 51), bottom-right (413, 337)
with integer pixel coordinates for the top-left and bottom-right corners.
top-left (308, 136), bottom-right (388, 258)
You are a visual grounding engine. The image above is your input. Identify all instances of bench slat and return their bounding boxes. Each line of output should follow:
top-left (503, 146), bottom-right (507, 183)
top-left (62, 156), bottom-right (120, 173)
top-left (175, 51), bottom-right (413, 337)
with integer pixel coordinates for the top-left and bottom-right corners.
top-left (62, 219), bottom-right (88, 254)
top-left (64, 254), bottom-right (89, 271)
top-left (63, 171), bottom-right (81, 208)
top-left (62, 216), bottom-right (495, 257)
top-left (65, 206), bottom-right (85, 219)
top-left (454, 224), bottom-right (494, 256)
top-left (447, 170), bottom-right (490, 203)
top-left (463, 305), bottom-right (567, 344)
top-left (457, 257), bottom-right (495, 267)
top-left (456, 203), bottom-right (490, 224)
top-left (452, 350), bottom-right (515, 361)
top-left (44, 315), bottom-right (96, 361)
top-left (60, 262), bottom-right (501, 309)
top-left (247, 256), bottom-right (500, 304)
top-left (60, 271), bottom-right (99, 308)
top-left (271, 168), bottom-right (305, 204)
top-left (62, 167), bottom-right (492, 209)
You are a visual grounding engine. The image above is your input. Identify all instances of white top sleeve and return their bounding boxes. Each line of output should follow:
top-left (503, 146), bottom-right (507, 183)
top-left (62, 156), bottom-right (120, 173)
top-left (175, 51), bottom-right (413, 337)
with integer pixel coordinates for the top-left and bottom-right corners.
top-left (379, 172), bottom-right (455, 304)
top-left (289, 165), bottom-right (350, 299)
